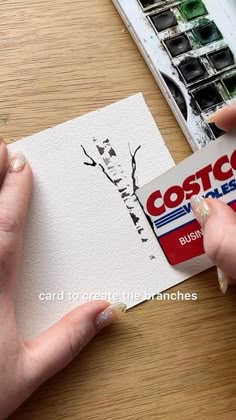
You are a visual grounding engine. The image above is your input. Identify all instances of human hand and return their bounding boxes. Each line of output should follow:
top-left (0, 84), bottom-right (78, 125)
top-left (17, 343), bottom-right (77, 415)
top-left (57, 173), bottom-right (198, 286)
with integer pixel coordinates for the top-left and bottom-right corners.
top-left (0, 142), bottom-right (126, 419)
top-left (191, 104), bottom-right (236, 294)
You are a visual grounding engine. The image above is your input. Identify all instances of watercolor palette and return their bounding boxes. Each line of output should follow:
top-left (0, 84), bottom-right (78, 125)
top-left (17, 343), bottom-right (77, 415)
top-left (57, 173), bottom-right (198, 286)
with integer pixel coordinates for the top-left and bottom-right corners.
top-left (113, 0), bottom-right (236, 150)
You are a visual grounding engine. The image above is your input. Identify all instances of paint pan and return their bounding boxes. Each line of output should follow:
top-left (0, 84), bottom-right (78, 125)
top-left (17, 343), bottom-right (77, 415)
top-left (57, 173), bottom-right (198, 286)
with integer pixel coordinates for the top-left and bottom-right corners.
top-left (179, 0), bottom-right (208, 21)
top-left (151, 10), bottom-right (177, 32)
top-left (208, 47), bottom-right (234, 71)
top-left (178, 58), bottom-right (207, 84)
top-left (223, 75), bottom-right (236, 98)
top-left (193, 22), bottom-right (222, 46)
top-left (165, 34), bottom-right (191, 57)
top-left (139, 0), bottom-right (160, 8)
top-left (208, 123), bottom-right (225, 138)
top-left (193, 84), bottom-right (224, 111)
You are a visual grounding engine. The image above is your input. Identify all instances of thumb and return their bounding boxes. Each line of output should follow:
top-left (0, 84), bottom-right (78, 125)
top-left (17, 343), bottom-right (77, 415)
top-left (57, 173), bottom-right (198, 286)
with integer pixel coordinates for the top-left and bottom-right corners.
top-left (24, 301), bottom-right (126, 387)
top-left (208, 102), bottom-right (236, 132)
top-left (191, 196), bottom-right (236, 290)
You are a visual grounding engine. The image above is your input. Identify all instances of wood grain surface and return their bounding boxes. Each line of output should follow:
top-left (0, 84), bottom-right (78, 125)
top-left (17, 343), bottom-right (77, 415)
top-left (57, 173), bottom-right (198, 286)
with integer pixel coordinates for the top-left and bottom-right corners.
top-left (3, 0), bottom-right (236, 419)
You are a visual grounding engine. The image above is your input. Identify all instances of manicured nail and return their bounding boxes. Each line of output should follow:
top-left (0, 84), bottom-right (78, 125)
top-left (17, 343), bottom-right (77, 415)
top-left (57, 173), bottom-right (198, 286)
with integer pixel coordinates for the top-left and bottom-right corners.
top-left (217, 268), bottom-right (228, 295)
top-left (95, 302), bottom-right (127, 330)
top-left (9, 152), bottom-right (26, 173)
top-left (190, 195), bottom-right (210, 227)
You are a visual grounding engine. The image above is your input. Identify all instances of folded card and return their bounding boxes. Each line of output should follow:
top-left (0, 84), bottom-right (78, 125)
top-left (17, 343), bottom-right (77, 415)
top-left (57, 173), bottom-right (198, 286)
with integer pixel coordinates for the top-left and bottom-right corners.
top-left (8, 94), bottom-right (212, 338)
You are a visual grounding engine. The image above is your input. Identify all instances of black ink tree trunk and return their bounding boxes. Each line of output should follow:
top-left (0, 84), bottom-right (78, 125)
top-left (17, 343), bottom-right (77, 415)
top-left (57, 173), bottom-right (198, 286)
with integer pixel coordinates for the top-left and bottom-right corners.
top-left (81, 138), bottom-right (153, 246)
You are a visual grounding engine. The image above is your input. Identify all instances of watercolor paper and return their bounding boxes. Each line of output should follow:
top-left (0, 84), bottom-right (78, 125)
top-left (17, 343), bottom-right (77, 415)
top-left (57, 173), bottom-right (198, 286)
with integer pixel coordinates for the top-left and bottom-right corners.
top-left (8, 94), bottom-right (212, 339)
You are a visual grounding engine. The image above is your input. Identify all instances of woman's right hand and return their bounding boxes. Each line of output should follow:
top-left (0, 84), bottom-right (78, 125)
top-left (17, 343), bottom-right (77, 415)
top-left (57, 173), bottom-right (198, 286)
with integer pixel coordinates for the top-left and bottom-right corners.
top-left (191, 103), bottom-right (236, 294)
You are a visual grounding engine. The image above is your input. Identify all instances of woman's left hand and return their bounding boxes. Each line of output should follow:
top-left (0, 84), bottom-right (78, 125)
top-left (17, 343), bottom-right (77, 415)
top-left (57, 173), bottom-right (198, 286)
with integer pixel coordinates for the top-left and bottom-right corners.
top-left (0, 142), bottom-right (125, 419)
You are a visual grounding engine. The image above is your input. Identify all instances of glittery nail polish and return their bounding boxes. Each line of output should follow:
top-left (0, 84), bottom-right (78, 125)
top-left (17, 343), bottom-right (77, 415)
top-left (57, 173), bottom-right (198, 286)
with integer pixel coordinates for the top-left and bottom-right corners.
top-left (217, 268), bottom-right (228, 295)
top-left (9, 152), bottom-right (26, 173)
top-left (190, 195), bottom-right (210, 227)
top-left (95, 302), bottom-right (127, 330)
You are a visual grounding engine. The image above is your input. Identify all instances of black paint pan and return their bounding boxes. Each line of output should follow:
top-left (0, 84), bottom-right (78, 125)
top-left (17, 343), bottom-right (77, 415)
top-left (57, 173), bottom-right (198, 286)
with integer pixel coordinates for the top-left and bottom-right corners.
top-left (178, 58), bottom-right (207, 83)
top-left (151, 10), bottom-right (177, 32)
top-left (193, 84), bottom-right (224, 110)
top-left (209, 47), bottom-right (234, 71)
top-left (165, 34), bottom-right (191, 57)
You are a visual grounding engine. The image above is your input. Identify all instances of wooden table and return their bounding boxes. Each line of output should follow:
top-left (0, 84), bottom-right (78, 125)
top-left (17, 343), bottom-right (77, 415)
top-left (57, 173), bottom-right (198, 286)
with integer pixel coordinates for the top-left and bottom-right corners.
top-left (4, 1), bottom-right (236, 419)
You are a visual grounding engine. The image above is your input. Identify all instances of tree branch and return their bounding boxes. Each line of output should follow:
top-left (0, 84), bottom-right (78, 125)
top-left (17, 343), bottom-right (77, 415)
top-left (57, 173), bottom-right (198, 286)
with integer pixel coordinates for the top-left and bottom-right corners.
top-left (129, 144), bottom-right (141, 194)
top-left (81, 145), bottom-right (97, 167)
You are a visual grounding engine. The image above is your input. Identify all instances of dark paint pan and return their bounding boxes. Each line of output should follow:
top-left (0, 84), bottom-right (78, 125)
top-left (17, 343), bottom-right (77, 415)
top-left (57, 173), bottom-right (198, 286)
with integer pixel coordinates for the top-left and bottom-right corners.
top-left (139, 0), bottom-right (159, 8)
top-left (224, 75), bottom-right (236, 98)
top-left (208, 123), bottom-right (225, 139)
top-left (165, 34), bottom-right (191, 57)
top-left (208, 47), bottom-right (234, 71)
top-left (194, 22), bottom-right (222, 45)
top-left (179, 0), bottom-right (207, 20)
top-left (193, 84), bottom-right (224, 110)
top-left (178, 58), bottom-right (207, 83)
top-left (151, 10), bottom-right (177, 32)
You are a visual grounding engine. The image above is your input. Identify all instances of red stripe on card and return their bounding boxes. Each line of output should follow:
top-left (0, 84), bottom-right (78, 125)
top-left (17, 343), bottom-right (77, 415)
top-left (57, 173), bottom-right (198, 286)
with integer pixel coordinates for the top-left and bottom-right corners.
top-left (158, 220), bottom-right (204, 265)
top-left (158, 199), bottom-right (236, 265)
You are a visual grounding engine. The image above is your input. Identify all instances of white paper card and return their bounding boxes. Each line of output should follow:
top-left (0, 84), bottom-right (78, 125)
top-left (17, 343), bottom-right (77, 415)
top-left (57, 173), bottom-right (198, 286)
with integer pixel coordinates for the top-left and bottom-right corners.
top-left (8, 94), bottom-right (212, 338)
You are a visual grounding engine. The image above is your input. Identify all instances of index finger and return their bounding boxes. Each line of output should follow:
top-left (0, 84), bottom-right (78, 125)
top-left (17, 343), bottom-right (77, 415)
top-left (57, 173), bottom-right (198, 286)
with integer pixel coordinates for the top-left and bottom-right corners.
top-left (208, 103), bottom-right (236, 131)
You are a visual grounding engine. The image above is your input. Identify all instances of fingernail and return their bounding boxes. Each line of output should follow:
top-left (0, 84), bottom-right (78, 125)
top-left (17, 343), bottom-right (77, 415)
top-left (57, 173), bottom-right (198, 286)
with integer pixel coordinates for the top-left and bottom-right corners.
top-left (190, 195), bottom-right (210, 227)
top-left (206, 110), bottom-right (220, 124)
top-left (217, 268), bottom-right (228, 295)
top-left (9, 152), bottom-right (26, 173)
top-left (95, 302), bottom-right (127, 330)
